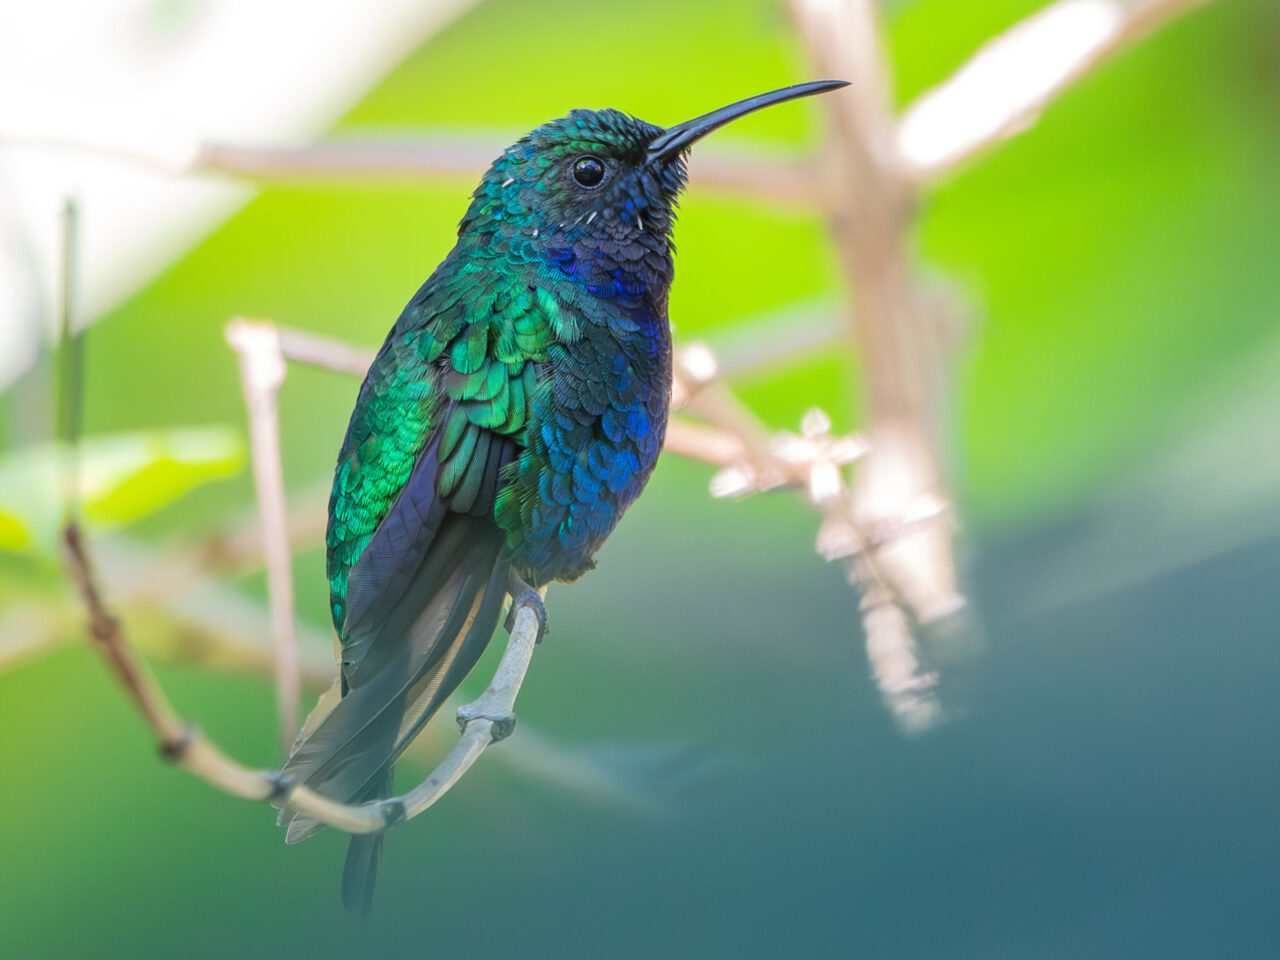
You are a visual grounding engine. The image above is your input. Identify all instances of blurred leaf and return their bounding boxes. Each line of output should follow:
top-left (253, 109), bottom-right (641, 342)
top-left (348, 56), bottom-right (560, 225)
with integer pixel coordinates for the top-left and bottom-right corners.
top-left (79, 429), bottom-right (245, 526)
top-left (0, 508), bottom-right (30, 551)
top-left (0, 427), bottom-right (243, 553)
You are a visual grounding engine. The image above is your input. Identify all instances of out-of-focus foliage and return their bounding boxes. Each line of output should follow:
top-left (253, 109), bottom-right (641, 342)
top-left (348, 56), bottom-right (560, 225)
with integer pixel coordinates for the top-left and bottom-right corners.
top-left (0, 427), bottom-right (243, 553)
top-left (2, 0), bottom-right (1278, 957)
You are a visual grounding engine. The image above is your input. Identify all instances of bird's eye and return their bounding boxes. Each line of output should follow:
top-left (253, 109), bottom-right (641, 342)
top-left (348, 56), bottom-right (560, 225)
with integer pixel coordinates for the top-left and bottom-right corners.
top-left (572, 156), bottom-right (605, 188)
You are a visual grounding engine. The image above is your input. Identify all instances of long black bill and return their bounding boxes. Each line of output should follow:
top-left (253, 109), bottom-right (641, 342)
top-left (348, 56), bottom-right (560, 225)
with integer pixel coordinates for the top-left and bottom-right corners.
top-left (647, 79), bottom-right (849, 163)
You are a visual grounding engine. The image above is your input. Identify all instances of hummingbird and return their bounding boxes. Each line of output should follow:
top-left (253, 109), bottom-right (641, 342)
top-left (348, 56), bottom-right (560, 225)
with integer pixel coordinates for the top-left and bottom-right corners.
top-left (276, 79), bottom-right (849, 913)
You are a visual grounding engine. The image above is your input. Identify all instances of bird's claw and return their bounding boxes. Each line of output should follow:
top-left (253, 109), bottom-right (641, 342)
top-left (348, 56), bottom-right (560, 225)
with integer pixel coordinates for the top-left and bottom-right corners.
top-left (378, 797), bottom-right (406, 828)
top-left (505, 574), bottom-right (548, 642)
top-left (264, 771), bottom-right (296, 804)
top-left (456, 707), bottom-right (517, 742)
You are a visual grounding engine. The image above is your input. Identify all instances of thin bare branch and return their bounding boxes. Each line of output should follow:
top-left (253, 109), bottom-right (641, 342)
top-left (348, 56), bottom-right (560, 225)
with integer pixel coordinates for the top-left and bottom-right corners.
top-left (225, 319), bottom-right (300, 751)
top-left (3, 130), bottom-right (820, 207)
top-left (275, 326), bottom-right (373, 377)
top-left (60, 516), bottom-right (547, 835)
top-left (62, 523), bottom-right (191, 749)
top-left (897, 0), bottom-right (1213, 181)
top-left (661, 418), bottom-right (747, 467)
top-left (391, 596), bottom-right (543, 821)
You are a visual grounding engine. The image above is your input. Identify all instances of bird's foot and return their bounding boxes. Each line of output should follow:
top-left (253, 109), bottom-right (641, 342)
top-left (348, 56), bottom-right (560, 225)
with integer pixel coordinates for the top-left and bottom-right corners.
top-left (505, 572), bottom-right (548, 643)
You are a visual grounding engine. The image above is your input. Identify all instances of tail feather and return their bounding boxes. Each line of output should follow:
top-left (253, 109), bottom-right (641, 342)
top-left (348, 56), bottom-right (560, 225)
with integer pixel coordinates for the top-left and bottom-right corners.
top-left (340, 768), bottom-right (391, 918)
top-left (342, 833), bottom-right (383, 918)
top-left (284, 561), bottom-right (481, 808)
top-left (277, 512), bottom-right (510, 913)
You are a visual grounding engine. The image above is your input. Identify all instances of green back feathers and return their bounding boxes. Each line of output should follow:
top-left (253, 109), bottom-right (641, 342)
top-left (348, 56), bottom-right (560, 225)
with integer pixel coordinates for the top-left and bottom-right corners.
top-left (325, 261), bottom-right (577, 633)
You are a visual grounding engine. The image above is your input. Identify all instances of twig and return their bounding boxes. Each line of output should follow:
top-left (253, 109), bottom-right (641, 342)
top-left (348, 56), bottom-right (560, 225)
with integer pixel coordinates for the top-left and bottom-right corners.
top-left (896, 0), bottom-right (1213, 180)
top-left (3, 131), bottom-right (821, 208)
top-left (275, 326), bottom-right (373, 377)
top-left (60, 517), bottom-right (548, 834)
top-left (226, 319), bottom-right (300, 752)
top-left (62, 523), bottom-right (190, 748)
top-left (384, 597), bottom-right (544, 823)
top-left (661, 418), bottom-right (747, 467)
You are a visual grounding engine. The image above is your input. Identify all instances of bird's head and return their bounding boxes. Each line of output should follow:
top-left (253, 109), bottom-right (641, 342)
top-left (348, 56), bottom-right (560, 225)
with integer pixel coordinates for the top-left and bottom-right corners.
top-left (459, 81), bottom-right (848, 265)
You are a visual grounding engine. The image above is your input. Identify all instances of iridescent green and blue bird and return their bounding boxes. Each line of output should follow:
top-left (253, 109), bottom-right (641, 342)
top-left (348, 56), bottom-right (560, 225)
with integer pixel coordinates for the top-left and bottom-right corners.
top-left (275, 80), bottom-right (848, 912)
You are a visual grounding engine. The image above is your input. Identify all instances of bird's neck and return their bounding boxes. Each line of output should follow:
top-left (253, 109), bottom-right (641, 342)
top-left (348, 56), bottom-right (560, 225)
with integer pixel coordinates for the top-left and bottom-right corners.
top-left (462, 216), bottom-right (676, 326)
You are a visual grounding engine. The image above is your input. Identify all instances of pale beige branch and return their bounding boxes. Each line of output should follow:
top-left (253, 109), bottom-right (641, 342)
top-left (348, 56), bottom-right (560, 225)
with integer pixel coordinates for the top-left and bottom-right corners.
top-left (897, 0), bottom-right (1213, 180)
top-left (226, 319), bottom-right (301, 751)
top-left (275, 326), bottom-right (374, 377)
top-left (2, 130), bottom-right (820, 207)
top-left (674, 343), bottom-right (789, 489)
top-left (792, 0), bottom-right (963, 730)
top-left (661, 419), bottom-right (747, 467)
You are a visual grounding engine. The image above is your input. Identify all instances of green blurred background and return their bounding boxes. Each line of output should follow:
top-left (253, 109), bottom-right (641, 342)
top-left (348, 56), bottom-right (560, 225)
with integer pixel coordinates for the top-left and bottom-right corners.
top-left (3, 0), bottom-right (1279, 956)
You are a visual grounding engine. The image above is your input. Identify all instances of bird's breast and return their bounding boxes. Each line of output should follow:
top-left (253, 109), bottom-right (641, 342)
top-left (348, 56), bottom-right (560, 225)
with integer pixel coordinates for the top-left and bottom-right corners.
top-left (499, 296), bottom-right (672, 584)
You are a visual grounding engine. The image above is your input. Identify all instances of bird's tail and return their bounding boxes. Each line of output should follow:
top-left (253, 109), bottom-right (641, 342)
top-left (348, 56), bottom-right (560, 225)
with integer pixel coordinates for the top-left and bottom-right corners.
top-left (340, 770), bottom-right (390, 916)
top-left (276, 515), bottom-right (510, 914)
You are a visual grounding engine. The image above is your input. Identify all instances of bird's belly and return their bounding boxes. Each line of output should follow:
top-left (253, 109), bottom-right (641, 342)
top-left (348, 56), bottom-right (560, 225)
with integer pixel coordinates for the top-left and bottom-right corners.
top-left (508, 387), bottom-right (669, 585)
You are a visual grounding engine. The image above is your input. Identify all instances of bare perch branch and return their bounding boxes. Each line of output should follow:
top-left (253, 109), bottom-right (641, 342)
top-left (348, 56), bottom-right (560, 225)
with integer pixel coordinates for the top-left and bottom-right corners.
top-left (226, 319), bottom-right (300, 751)
top-left (390, 597), bottom-right (544, 821)
top-left (897, 0), bottom-right (1213, 180)
top-left (60, 516), bottom-right (548, 835)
